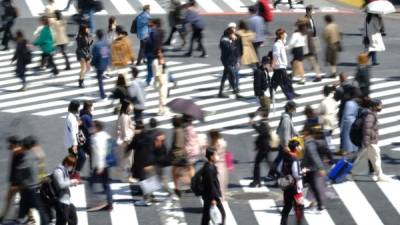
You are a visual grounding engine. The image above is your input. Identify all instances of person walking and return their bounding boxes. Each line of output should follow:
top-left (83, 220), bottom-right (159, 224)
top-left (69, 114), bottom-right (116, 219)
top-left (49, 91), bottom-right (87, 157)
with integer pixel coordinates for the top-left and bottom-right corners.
top-left (355, 53), bottom-right (371, 99)
top-left (278, 139), bottom-right (304, 225)
top-left (318, 85), bottom-right (338, 152)
top-left (237, 20), bottom-right (258, 68)
top-left (323, 14), bottom-right (341, 79)
top-left (218, 26), bottom-right (242, 98)
top-left (304, 5), bottom-right (322, 82)
top-left (183, 0), bottom-right (207, 57)
top-left (286, 20), bottom-right (308, 85)
top-left (33, 16), bottom-right (59, 76)
top-left (111, 26), bottom-right (135, 75)
top-left (363, 13), bottom-right (385, 66)
top-left (163, 0), bottom-right (186, 47)
top-left (88, 121), bottom-right (113, 211)
top-left (127, 67), bottom-right (146, 123)
top-left (274, 0), bottom-right (293, 9)
top-left (183, 115), bottom-right (200, 179)
top-left (52, 155), bottom-right (79, 225)
top-left (115, 100), bottom-right (135, 181)
top-left (79, 100), bottom-right (93, 170)
top-left (76, 24), bottom-right (92, 88)
top-left (135, 4), bottom-right (151, 65)
top-left (201, 148), bottom-right (226, 225)
top-left (0, 0), bottom-right (18, 50)
top-left (51, 10), bottom-right (71, 71)
top-left (64, 100), bottom-right (80, 156)
top-left (107, 16), bottom-right (118, 44)
top-left (11, 30), bottom-right (31, 91)
top-left (152, 50), bottom-right (169, 115)
top-left (144, 19), bottom-right (163, 86)
top-left (247, 6), bottom-right (264, 58)
top-left (110, 74), bottom-right (129, 113)
top-left (272, 28), bottom-right (297, 100)
top-left (352, 99), bottom-right (389, 181)
top-left (209, 129), bottom-right (228, 199)
top-left (253, 55), bottom-right (272, 114)
top-left (91, 29), bottom-right (110, 100)
top-left (339, 87), bottom-right (360, 156)
top-left (334, 72), bottom-right (360, 128)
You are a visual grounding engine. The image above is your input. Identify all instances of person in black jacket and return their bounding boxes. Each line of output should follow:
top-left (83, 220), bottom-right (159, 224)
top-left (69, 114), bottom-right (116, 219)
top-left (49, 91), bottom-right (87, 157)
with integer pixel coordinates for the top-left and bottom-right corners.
top-left (253, 55), bottom-right (272, 114)
top-left (76, 24), bottom-right (92, 88)
top-left (1, 0), bottom-right (17, 51)
top-left (201, 148), bottom-right (225, 225)
top-left (11, 30), bottom-right (30, 91)
top-left (218, 26), bottom-right (242, 99)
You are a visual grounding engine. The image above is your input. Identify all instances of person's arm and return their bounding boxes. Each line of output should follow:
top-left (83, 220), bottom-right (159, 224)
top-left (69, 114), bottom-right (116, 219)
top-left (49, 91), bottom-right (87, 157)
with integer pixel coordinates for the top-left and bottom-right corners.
top-left (362, 113), bottom-right (374, 148)
top-left (91, 44), bottom-right (99, 67)
top-left (280, 117), bottom-right (291, 147)
top-left (53, 168), bottom-right (71, 189)
top-left (285, 32), bottom-right (297, 50)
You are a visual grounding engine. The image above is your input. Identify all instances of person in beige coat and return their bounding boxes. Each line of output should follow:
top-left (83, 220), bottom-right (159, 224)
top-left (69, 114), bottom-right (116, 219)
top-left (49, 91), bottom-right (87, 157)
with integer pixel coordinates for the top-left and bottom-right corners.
top-left (51, 10), bottom-right (70, 70)
top-left (152, 50), bottom-right (169, 116)
top-left (323, 14), bottom-right (341, 79)
top-left (237, 20), bottom-right (258, 67)
top-left (363, 13), bottom-right (385, 66)
top-left (115, 101), bottom-right (135, 181)
top-left (318, 85), bottom-right (337, 151)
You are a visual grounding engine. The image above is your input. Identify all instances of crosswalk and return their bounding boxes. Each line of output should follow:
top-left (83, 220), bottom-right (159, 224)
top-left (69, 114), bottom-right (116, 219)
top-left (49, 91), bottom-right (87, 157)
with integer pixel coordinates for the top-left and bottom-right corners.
top-left (22, 175), bottom-right (394, 225)
top-left (1, 50), bottom-right (400, 149)
top-left (14, 0), bottom-right (349, 17)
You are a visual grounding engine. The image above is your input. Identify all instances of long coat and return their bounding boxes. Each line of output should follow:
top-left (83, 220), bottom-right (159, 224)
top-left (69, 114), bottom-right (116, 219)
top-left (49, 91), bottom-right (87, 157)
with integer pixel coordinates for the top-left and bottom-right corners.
top-left (365, 15), bottom-right (385, 52)
top-left (237, 29), bottom-right (258, 65)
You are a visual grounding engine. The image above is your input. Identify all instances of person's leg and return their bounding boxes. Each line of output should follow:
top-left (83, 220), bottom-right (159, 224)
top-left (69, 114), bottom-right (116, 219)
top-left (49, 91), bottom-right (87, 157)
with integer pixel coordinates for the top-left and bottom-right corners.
top-left (75, 147), bottom-right (87, 172)
top-left (369, 51), bottom-right (378, 65)
top-left (201, 200), bottom-right (212, 225)
top-left (186, 29), bottom-right (195, 56)
top-left (252, 151), bottom-right (264, 184)
top-left (308, 171), bottom-right (324, 209)
top-left (18, 188), bottom-right (30, 220)
top-left (218, 67), bottom-right (228, 96)
top-left (288, 0), bottom-right (293, 8)
top-left (55, 202), bottom-right (69, 225)
top-left (67, 204), bottom-right (78, 225)
top-left (225, 65), bottom-right (237, 93)
top-left (164, 26), bottom-right (177, 45)
top-left (78, 59), bottom-right (87, 87)
top-left (146, 56), bottom-right (154, 85)
top-left (96, 69), bottom-right (106, 99)
top-left (59, 45), bottom-right (71, 70)
top-left (47, 53), bottom-right (59, 75)
top-left (293, 194), bottom-right (304, 225)
top-left (136, 40), bottom-right (144, 65)
top-left (367, 144), bottom-right (384, 178)
top-left (1, 25), bottom-right (11, 49)
top-left (197, 28), bottom-right (206, 56)
top-left (280, 189), bottom-right (294, 225)
top-left (30, 188), bottom-right (49, 225)
top-left (234, 65), bottom-right (240, 92)
top-left (101, 168), bottom-right (113, 206)
top-left (0, 186), bottom-right (18, 220)
top-left (216, 198), bottom-right (226, 224)
top-left (307, 55), bottom-right (321, 79)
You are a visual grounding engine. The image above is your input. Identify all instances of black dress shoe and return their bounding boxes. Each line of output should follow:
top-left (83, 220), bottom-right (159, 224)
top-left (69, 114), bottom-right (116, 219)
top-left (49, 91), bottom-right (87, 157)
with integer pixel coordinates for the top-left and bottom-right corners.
top-left (294, 93), bottom-right (301, 98)
top-left (200, 53), bottom-right (208, 58)
top-left (183, 52), bottom-right (192, 57)
top-left (313, 77), bottom-right (322, 82)
top-left (218, 93), bottom-right (228, 98)
top-left (249, 181), bottom-right (261, 188)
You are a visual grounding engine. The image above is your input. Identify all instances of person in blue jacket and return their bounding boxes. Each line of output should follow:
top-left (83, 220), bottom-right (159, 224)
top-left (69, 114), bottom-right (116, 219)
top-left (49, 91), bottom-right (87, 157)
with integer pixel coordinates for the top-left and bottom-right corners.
top-left (91, 29), bottom-right (110, 99)
top-left (135, 5), bottom-right (151, 66)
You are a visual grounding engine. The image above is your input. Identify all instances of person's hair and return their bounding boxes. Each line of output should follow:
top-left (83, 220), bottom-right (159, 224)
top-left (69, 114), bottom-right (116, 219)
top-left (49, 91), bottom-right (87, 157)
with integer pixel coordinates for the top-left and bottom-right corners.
top-left (324, 14), bottom-right (333, 23)
top-left (54, 10), bottom-right (63, 21)
top-left (22, 136), bottom-right (38, 150)
top-left (41, 15), bottom-right (50, 26)
top-left (226, 27), bottom-right (235, 36)
top-left (172, 116), bottom-right (183, 128)
top-left (95, 29), bottom-right (104, 40)
top-left (149, 118), bottom-right (158, 128)
top-left (151, 18), bottom-right (161, 28)
top-left (284, 101), bottom-right (296, 112)
top-left (15, 30), bottom-right (24, 40)
top-left (275, 28), bottom-right (286, 42)
top-left (116, 25), bottom-right (127, 35)
top-left (131, 67), bottom-right (139, 79)
top-left (48, 0), bottom-right (55, 3)
top-left (116, 74), bottom-right (128, 87)
top-left (68, 100), bottom-right (80, 114)
top-left (78, 24), bottom-right (89, 36)
top-left (306, 5), bottom-right (313, 12)
top-left (136, 120), bottom-right (145, 130)
top-left (205, 147), bottom-right (216, 161)
top-left (248, 5), bottom-right (257, 13)
top-left (238, 20), bottom-right (248, 31)
top-left (189, 0), bottom-right (196, 7)
top-left (357, 52), bottom-right (369, 65)
top-left (81, 100), bottom-right (93, 115)
top-left (339, 72), bottom-right (347, 83)
top-left (304, 105), bottom-right (315, 118)
top-left (7, 135), bottom-right (21, 146)
top-left (297, 22), bottom-right (308, 35)
top-left (62, 155), bottom-right (76, 167)
top-left (288, 139), bottom-right (300, 152)
top-left (209, 129), bottom-right (221, 147)
top-left (108, 16), bottom-right (116, 33)
top-left (323, 85), bottom-right (333, 97)
top-left (367, 98), bottom-right (382, 109)
top-left (93, 120), bottom-right (104, 131)
top-left (257, 107), bottom-right (269, 118)
top-left (119, 100), bottom-right (131, 115)
top-left (182, 114), bottom-right (193, 124)
top-left (143, 4), bottom-right (150, 11)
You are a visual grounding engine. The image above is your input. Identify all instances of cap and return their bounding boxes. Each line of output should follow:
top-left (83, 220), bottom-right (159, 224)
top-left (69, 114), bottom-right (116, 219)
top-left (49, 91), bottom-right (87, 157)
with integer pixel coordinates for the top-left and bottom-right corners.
top-left (227, 22), bottom-right (236, 29)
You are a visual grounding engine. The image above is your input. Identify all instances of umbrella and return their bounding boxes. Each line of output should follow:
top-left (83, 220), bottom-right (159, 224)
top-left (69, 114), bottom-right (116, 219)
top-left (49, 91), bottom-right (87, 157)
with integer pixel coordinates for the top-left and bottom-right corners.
top-left (367, 0), bottom-right (396, 14)
top-left (167, 98), bottom-right (204, 120)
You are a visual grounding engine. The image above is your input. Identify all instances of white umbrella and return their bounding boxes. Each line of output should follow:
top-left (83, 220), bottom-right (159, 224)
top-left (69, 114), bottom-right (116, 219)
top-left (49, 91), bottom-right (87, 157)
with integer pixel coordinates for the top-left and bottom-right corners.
top-left (367, 0), bottom-right (396, 14)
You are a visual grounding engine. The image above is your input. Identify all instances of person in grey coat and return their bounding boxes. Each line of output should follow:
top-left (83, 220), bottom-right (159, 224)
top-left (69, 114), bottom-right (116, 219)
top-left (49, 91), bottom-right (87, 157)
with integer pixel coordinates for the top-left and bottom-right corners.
top-left (128, 67), bottom-right (146, 123)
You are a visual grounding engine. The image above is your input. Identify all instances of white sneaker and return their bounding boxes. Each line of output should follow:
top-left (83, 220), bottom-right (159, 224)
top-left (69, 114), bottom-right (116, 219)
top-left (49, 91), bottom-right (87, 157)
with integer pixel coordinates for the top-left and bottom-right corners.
top-left (377, 175), bottom-right (390, 182)
top-left (372, 175), bottom-right (378, 182)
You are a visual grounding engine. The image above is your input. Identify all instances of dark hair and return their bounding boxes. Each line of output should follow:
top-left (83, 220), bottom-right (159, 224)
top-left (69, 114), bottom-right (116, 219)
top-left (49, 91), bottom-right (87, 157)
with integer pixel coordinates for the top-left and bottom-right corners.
top-left (288, 139), bottom-right (300, 152)
top-left (7, 135), bottom-right (21, 146)
top-left (275, 28), bottom-right (286, 42)
top-left (205, 147), bottom-right (216, 160)
top-left (324, 14), bottom-right (333, 23)
top-left (22, 136), bottom-right (38, 150)
top-left (238, 20), bottom-right (248, 31)
top-left (62, 155), bottom-right (76, 167)
top-left (116, 74), bottom-right (127, 87)
top-left (136, 120), bottom-right (145, 130)
top-left (323, 85), bottom-right (333, 97)
top-left (41, 15), bottom-right (49, 26)
top-left (209, 129), bottom-right (221, 146)
top-left (93, 120), bottom-right (104, 131)
top-left (108, 16), bottom-right (116, 33)
top-left (116, 25), bottom-right (127, 35)
top-left (172, 116), bottom-right (183, 128)
top-left (182, 114), bottom-right (193, 124)
top-left (248, 5), bottom-right (257, 13)
top-left (297, 22), bottom-right (308, 35)
top-left (149, 118), bottom-right (158, 128)
top-left (81, 100), bottom-right (93, 115)
top-left (54, 10), bottom-right (63, 21)
top-left (15, 30), bottom-right (24, 39)
top-left (68, 100), bottom-right (80, 114)
top-left (304, 105), bottom-right (315, 118)
top-left (96, 29), bottom-right (104, 40)
top-left (78, 24), bottom-right (89, 36)
top-left (131, 67), bottom-right (139, 79)
top-left (284, 101), bottom-right (296, 112)
top-left (120, 100), bottom-right (131, 115)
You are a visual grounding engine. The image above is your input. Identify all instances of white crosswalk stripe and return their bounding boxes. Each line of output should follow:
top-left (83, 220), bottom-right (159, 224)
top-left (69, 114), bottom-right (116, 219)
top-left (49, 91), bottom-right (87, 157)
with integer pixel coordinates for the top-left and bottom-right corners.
top-left (15, 0), bottom-right (347, 17)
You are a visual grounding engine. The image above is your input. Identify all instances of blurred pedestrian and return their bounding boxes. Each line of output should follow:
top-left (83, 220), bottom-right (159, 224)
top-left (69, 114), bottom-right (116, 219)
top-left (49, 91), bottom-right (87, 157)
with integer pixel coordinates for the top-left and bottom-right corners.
top-left (355, 52), bottom-right (370, 99)
top-left (127, 67), bottom-right (146, 123)
top-left (274, 0), bottom-right (293, 9)
top-left (304, 5), bottom-right (322, 82)
top-left (247, 5), bottom-right (264, 58)
top-left (111, 26), bottom-right (135, 75)
top-left (334, 72), bottom-right (360, 127)
top-left (109, 73), bottom-right (129, 113)
top-left (170, 116), bottom-right (187, 197)
top-left (183, 114), bottom-right (200, 179)
top-left (0, 0), bottom-right (18, 51)
top-left (135, 4), bottom-right (151, 66)
top-left (323, 14), bottom-right (341, 79)
top-left (11, 30), bottom-right (30, 91)
top-left (363, 13), bottom-right (385, 66)
top-left (115, 100), bottom-right (135, 181)
top-left (318, 85), bottom-right (338, 152)
top-left (43, 0), bottom-right (56, 21)
top-left (144, 18), bottom-right (163, 85)
top-left (183, 1), bottom-right (207, 57)
top-left (92, 29), bottom-right (110, 100)
top-left (88, 121), bottom-right (113, 211)
top-left (271, 28), bottom-right (297, 100)
top-left (237, 20), bottom-right (258, 68)
top-left (34, 16), bottom-right (59, 76)
top-left (256, 0), bottom-right (273, 29)
top-left (76, 24), bottom-right (92, 88)
top-left (51, 10), bottom-right (71, 71)
top-left (253, 55), bottom-right (272, 114)
top-left (209, 129), bottom-right (228, 199)
top-left (164, 0), bottom-right (186, 47)
top-left (79, 100), bottom-right (93, 170)
top-left (107, 16), bottom-right (118, 44)
top-left (153, 49), bottom-right (169, 115)
top-left (286, 19), bottom-right (308, 85)
top-left (201, 148), bottom-right (226, 225)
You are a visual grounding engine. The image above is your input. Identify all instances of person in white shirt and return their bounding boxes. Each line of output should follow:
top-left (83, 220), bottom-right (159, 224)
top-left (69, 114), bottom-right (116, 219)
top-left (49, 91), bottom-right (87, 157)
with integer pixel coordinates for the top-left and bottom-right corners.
top-left (286, 21), bottom-right (308, 84)
top-left (318, 85), bottom-right (338, 151)
top-left (88, 121), bottom-right (113, 211)
top-left (271, 28), bottom-right (298, 100)
top-left (64, 101), bottom-right (80, 155)
top-left (152, 50), bottom-right (169, 115)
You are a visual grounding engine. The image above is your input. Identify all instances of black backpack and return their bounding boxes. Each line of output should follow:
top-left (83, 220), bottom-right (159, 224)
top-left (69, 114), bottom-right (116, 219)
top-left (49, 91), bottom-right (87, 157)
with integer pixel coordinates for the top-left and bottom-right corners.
top-left (350, 108), bottom-right (367, 147)
top-left (40, 173), bottom-right (60, 204)
top-left (130, 13), bottom-right (141, 34)
top-left (191, 167), bottom-right (204, 196)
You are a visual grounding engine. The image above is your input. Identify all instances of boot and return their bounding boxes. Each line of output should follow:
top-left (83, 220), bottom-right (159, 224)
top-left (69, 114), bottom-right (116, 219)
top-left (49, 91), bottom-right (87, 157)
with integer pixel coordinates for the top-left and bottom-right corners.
top-left (78, 79), bottom-right (85, 88)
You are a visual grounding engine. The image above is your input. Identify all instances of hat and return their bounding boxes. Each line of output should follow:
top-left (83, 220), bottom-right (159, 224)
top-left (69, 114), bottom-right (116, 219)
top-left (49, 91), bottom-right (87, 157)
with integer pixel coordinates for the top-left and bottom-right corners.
top-left (227, 22), bottom-right (236, 29)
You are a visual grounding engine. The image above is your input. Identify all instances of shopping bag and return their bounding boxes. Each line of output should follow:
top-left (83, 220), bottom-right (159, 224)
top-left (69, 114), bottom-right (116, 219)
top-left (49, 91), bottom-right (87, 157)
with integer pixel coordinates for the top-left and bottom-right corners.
top-left (139, 176), bottom-right (163, 195)
top-left (224, 151), bottom-right (234, 172)
top-left (210, 205), bottom-right (222, 225)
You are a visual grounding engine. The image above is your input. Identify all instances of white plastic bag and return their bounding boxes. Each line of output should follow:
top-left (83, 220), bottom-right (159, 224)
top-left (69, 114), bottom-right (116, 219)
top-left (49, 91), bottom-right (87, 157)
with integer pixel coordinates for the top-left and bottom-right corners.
top-left (209, 205), bottom-right (222, 225)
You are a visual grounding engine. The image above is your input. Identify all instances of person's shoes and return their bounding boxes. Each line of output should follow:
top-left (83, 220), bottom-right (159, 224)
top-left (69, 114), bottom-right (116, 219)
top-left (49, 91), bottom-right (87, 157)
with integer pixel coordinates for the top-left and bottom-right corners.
top-left (174, 188), bottom-right (181, 198)
top-left (317, 205), bottom-right (326, 211)
top-left (65, 65), bottom-right (71, 70)
top-left (183, 52), bottom-right (192, 57)
top-left (313, 77), bottom-right (322, 82)
top-left (163, 41), bottom-right (171, 46)
top-left (134, 200), bottom-right (151, 206)
top-left (249, 181), bottom-right (261, 188)
top-left (298, 78), bottom-right (306, 85)
top-left (20, 84), bottom-right (27, 91)
top-left (173, 80), bottom-right (178, 88)
top-left (372, 62), bottom-right (380, 66)
top-left (128, 176), bottom-right (138, 183)
top-left (200, 53), bottom-right (208, 58)
top-left (218, 93), bottom-right (228, 98)
top-left (103, 74), bottom-right (111, 79)
top-left (87, 202), bottom-right (108, 212)
top-left (377, 175), bottom-right (390, 182)
top-left (78, 79), bottom-right (85, 88)
top-left (235, 94), bottom-right (245, 99)
top-left (294, 93), bottom-right (301, 98)
top-left (326, 73), bottom-right (336, 79)
top-left (106, 204), bottom-right (113, 211)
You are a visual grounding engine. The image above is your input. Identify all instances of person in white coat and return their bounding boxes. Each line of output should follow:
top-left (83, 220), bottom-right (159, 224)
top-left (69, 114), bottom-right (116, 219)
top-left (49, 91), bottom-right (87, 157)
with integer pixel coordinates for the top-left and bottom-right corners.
top-left (51, 10), bottom-right (71, 70)
top-left (363, 13), bottom-right (385, 66)
top-left (152, 50), bottom-right (169, 115)
top-left (318, 85), bottom-right (337, 151)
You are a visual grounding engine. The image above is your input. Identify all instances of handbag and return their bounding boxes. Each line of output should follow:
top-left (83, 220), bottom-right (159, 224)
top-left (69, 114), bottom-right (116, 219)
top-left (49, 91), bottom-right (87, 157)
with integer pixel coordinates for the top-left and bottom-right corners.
top-left (224, 151), bottom-right (234, 172)
top-left (139, 176), bottom-right (162, 195)
top-left (277, 174), bottom-right (295, 190)
top-left (210, 205), bottom-right (222, 225)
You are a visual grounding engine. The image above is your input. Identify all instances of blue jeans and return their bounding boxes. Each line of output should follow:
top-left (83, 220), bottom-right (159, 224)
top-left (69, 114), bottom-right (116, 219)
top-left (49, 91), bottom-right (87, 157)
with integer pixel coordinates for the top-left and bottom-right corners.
top-left (89, 168), bottom-right (112, 205)
top-left (96, 69), bottom-right (106, 99)
top-left (146, 55), bottom-right (154, 85)
top-left (83, 9), bottom-right (95, 33)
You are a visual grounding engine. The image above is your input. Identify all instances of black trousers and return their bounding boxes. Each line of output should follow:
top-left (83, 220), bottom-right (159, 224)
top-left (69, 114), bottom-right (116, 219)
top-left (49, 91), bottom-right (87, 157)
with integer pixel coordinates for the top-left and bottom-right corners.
top-left (272, 69), bottom-right (294, 100)
top-left (42, 53), bottom-right (59, 75)
top-left (187, 27), bottom-right (206, 55)
top-left (1, 23), bottom-right (13, 48)
top-left (134, 108), bottom-right (143, 123)
top-left (18, 187), bottom-right (49, 225)
top-left (274, 0), bottom-right (293, 8)
top-left (136, 40), bottom-right (145, 65)
top-left (96, 69), bottom-right (106, 99)
top-left (58, 44), bottom-right (71, 68)
top-left (201, 198), bottom-right (226, 225)
top-left (280, 187), bottom-right (304, 225)
top-left (165, 26), bottom-right (185, 45)
top-left (303, 171), bottom-right (323, 208)
top-left (219, 63), bottom-right (238, 94)
top-left (55, 203), bottom-right (77, 225)
top-left (253, 151), bottom-right (273, 183)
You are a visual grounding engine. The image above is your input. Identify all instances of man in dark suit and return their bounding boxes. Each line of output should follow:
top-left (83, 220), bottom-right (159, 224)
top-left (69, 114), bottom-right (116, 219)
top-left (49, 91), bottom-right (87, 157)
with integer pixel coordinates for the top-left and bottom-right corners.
top-left (253, 55), bottom-right (272, 115)
top-left (201, 148), bottom-right (225, 225)
top-left (304, 5), bottom-right (322, 82)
